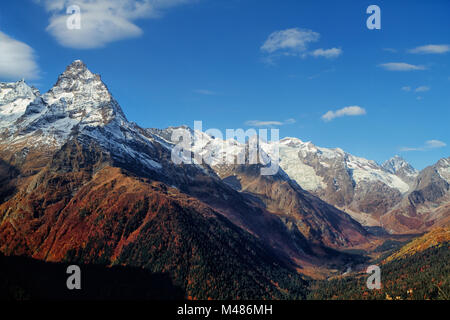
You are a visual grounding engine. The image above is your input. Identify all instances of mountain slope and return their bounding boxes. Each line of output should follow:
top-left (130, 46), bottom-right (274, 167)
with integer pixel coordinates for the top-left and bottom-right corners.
top-left (309, 226), bottom-right (450, 300)
top-left (309, 241), bottom-right (449, 300)
top-left (384, 226), bottom-right (449, 262)
top-left (260, 138), bottom-right (411, 218)
top-left (149, 127), bottom-right (370, 248)
top-left (219, 163), bottom-right (369, 248)
top-left (0, 137), bottom-right (311, 299)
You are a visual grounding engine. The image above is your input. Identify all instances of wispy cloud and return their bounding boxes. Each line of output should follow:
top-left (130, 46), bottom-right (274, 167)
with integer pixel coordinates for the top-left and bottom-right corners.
top-left (402, 85), bottom-right (430, 93)
top-left (310, 48), bottom-right (342, 59)
top-left (379, 62), bottom-right (426, 71)
top-left (0, 31), bottom-right (40, 80)
top-left (321, 106), bottom-right (366, 122)
top-left (409, 44), bottom-right (450, 54)
top-left (194, 89), bottom-right (217, 96)
top-left (415, 86), bottom-right (430, 92)
top-left (245, 118), bottom-right (296, 127)
top-left (383, 48), bottom-right (397, 53)
top-left (400, 140), bottom-right (446, 152)
top-left (260, 28), bottom-right (341, 63)
top-left (36, 0), bottom-right (194, 49)
top-left (284, 118), bottom-right (296, 124)
top-left (426, 140), bottom-right (447, 148)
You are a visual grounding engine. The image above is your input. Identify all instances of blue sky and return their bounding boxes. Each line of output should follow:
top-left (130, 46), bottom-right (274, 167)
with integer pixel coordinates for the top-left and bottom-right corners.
top-left (0, 0), bottom-right (449, 169)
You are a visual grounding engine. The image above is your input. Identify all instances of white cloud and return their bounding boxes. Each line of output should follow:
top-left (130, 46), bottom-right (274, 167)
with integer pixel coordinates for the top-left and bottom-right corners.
top-left (36, 0), bottom-right (193, 49)
top-left (400, 140), bottom-right (446, 152)
top-left (379, 62), bottom-right (426, 71)
top-left (321, 106), bottom-right (366, 122)
top-left (426, 140), bottom-right (446, 148)
top-left (194, 89), bottom-right (217, 95)
top-left (401, 86), bottom-right (411, 92)
top-left (0, 31), bottom-right (40, 80)
top-left (383, 48), bottom-right (397, 53)
top-left (409, 44), bottom-right (450, 54)
top-left (260, 28), bottom-right (342, 63)
top-left (415, 86), bottom-right (430, 92)
top-left (261, 28), bottom-right (320, 53)
top-left (245, 118), bottom-right (296, 127)
top-left (310, 48), bottom-right (342, 59)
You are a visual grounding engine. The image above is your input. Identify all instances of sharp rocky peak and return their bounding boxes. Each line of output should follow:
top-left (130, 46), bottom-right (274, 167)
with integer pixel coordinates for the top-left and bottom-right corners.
top-left (0, 60), bottom-right (130, 149)
top-left (51, 60), bottom-right (106, 96)
top-left (43, 60), bottom-right (127, 122)
top-left (382, 155), bottom-right (417, 175)
top-left (0, 80), bottom-right (40, 105)
top-left (436, 157), bottom-right (450, 167)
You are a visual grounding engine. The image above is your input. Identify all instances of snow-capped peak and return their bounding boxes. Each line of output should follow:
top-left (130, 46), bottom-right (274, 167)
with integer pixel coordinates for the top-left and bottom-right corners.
top-left (0, 80), bottom-right (40, 129)
top-left (0, 80), bottom-right (39, 105)
top-left (382, 155), bottom-right (418, 175)
top-left (53, 60), bottom-right (102, 91)
top-left (258, 138), bottom-right (412, 194)
top-left (1, 60), bottom-right (129, 149)
top-left (436, 157), bottom-right (450, 184)
top-left (45, 60), bottom-right (127, 123)
top-left (280, 137), bottom-right (304, 146)
top-left (0, 60), bottom-right (164, 173)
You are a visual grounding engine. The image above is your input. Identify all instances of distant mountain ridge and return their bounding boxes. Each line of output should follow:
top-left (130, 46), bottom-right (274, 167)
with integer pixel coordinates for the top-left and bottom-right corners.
top-left (382, 155), bottom-right (419, 186)
top-left (160, 127), bottom-right (447, 233)
top-left (382, 157), bottom-right (450, 233)
top-left (262, 138), bottom-right (412, 217)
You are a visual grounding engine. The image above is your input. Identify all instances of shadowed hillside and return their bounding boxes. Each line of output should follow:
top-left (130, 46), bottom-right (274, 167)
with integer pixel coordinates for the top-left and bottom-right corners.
top-left (0, 252), bottom-right (185, 300)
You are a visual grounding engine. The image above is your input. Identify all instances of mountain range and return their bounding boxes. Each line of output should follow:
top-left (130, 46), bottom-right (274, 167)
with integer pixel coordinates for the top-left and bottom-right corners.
top-left (0, 61), bottom-right (448, 299)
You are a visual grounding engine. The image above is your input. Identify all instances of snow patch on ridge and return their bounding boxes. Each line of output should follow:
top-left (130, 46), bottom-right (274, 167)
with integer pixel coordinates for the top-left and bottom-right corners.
top-left (437, 158), bottom-right (450, 184)
top-left (267, 141), bottom-right (326, 190)
top-left (0, 80), bottom-right (40, 129)
top-left (262, 139), bottom-right (411, 194)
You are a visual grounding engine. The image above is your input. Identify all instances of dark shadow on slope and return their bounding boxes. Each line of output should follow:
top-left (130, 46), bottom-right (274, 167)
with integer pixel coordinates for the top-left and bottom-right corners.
top-left (0, 159), bottom-right (19, 204)
top-left (0, 253), bottom-right (185, 301)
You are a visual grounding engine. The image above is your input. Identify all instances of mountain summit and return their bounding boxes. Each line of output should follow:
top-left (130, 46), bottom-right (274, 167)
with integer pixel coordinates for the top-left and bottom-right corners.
top-left (382, 155), bottom-right (418, 183)
top-left (45, 59), bottom-right (127, 126)
top-left (0, 61), bottom-right (129, 151)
